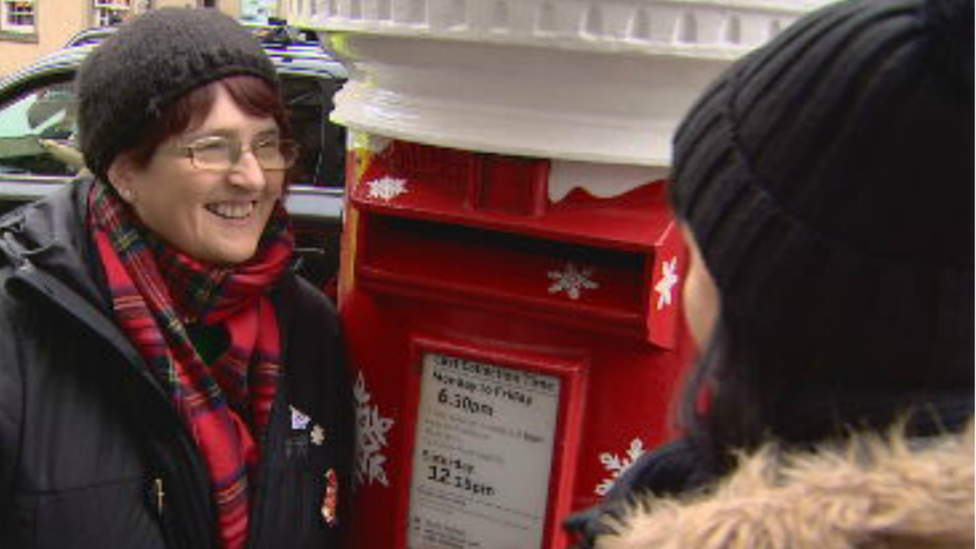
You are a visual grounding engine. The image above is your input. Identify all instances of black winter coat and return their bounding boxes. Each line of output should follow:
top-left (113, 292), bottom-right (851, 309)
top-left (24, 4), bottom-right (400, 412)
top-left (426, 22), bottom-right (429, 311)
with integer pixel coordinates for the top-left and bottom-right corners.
top-left (0, 179), bottom-right (355, 549)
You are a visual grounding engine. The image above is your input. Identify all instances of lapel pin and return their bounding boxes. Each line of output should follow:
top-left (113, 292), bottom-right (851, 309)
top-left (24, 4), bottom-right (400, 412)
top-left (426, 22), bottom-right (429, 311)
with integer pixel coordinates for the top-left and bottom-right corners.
top-left (291, 405), bottom-right (311, 430)
top-left (311, 424), bottom-right (326, 446)
top-left (321, 468), bottom-right (338, 526)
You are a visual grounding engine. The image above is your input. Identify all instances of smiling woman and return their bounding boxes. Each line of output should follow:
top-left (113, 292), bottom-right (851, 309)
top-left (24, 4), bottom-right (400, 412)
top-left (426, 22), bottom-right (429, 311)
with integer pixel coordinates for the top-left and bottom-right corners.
top-left (0, 8), bottom-right (354, 549)
top-left (108, 81), bottom-right (289, 265)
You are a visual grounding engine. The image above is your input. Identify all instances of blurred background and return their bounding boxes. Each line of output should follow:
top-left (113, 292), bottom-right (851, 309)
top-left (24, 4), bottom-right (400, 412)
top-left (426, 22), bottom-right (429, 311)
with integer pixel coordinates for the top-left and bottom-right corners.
top-left (0, 0), bottom-right (311, 76)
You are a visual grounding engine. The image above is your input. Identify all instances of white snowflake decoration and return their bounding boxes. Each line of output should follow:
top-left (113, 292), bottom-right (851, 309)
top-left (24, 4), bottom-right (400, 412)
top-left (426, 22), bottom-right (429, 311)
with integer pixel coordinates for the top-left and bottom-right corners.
top-left (366, 177), bottom-right (408, 201)
top-left (548, 262), bottom-right (599, 300)
top-left (595, 438), bottom-right (646, 496)
top-left (654, 256), bottom-right (679, 310)
top-left (353, 371), bottom-right (394, 487)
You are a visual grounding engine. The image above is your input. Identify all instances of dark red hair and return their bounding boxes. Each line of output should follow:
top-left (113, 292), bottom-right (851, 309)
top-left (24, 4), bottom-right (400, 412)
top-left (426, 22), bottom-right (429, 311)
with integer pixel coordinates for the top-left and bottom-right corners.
top-left (126, 75), bottom-right (291, 169)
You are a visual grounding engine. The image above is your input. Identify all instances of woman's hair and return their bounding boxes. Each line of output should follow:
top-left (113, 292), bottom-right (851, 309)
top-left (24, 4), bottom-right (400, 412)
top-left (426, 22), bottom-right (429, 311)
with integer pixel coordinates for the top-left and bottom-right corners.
top-left (76, 8), bottom-right (280, 181)
top-left (677, 271), bottom-right (973, 475)
top-left (666, 0), bottom-right (974, 476)
top-left (124, 75), bottom-right (292, 170)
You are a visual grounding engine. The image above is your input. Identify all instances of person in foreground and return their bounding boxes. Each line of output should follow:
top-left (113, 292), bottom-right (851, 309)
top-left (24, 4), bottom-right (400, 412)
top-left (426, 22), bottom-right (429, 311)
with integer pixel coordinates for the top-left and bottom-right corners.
top-left (0, 9), bottom-right (353, 549)
top-left (566, 0), bottom-right (974, 547)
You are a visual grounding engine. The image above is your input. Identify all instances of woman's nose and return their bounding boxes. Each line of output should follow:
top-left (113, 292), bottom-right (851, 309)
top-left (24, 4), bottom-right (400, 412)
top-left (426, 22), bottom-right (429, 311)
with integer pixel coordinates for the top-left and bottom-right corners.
top-left (227, 149), bottom-right (268, 192)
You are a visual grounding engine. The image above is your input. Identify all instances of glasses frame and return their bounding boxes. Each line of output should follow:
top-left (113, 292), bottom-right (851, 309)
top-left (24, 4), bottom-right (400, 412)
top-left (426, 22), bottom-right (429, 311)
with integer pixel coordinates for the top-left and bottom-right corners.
top-left (173, 134), bottom-right (300, 172)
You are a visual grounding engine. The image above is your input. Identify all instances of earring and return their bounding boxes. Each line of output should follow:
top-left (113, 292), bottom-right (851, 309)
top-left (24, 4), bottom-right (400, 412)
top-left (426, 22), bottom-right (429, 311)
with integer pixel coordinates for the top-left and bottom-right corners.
top-left (119, 188), bottom-right (134, 202)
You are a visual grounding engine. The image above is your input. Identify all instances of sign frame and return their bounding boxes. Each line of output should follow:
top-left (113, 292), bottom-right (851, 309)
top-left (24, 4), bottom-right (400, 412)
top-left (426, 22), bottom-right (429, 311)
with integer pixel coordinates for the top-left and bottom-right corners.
top-left (390, 334), bottom-right (589, 549)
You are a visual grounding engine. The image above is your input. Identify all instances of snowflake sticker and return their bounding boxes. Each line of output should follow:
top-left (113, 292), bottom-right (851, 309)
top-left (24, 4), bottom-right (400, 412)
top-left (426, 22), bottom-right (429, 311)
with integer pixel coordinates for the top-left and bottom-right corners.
top-left (353, 371), bottom-right (394, 487)
top-left (595, 438), bottom-right (646, 496)
top-left (654, 257), bottom-right (679, 310)
top-left (548, 262), bottom-right (599, 300)
top-left (366, 177), bottom-right (408, 201)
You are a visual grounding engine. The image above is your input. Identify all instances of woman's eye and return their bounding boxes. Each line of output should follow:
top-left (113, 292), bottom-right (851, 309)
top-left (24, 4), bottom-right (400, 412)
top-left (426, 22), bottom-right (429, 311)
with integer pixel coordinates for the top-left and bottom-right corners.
top-left (196, 140), bottom-right (228, 152)
top-left (254, 139), bottom-right (280, 151)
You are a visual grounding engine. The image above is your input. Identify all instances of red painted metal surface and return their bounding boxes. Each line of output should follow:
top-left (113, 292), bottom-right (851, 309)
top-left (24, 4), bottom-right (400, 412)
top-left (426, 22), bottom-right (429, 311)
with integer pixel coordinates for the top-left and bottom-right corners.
top-left (338, 138), bottom-right (696, 549)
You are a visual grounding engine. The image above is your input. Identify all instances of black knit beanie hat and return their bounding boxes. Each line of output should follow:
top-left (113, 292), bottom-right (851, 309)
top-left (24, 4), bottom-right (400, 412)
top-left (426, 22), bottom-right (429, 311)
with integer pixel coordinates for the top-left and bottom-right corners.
top-left (77, 8), bottom-right (278, 181)
top-left (670, 0), bottom-right (973, 370)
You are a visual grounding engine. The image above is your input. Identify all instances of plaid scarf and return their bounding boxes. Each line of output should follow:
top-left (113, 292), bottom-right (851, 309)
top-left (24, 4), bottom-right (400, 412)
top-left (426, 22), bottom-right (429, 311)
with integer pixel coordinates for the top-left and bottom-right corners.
top-left (88, 181), bottom-right (294, 549)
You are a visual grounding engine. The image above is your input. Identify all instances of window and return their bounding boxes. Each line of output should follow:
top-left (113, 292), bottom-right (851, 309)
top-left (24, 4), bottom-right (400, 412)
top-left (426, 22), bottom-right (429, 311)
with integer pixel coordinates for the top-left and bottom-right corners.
top-left (0, 82), bottom-right (83, 178)
top-left (280, 74), bottom-right (346, 189)
top-left (677, 12), bottom-right (698, 43)
top-left (2, 0), bottom-right (36, 33)
top-left (93, 0), bottom-right (131, 26)
top-left (724, 15), bottom-right (742, 45)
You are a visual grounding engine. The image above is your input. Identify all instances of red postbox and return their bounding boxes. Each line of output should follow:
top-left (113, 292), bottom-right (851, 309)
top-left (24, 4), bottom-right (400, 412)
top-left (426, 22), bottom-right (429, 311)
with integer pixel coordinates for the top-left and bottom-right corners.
top-left (337, 135), bottom-right (696, 549)
top-left (308, 3), bottom-right (818, 546)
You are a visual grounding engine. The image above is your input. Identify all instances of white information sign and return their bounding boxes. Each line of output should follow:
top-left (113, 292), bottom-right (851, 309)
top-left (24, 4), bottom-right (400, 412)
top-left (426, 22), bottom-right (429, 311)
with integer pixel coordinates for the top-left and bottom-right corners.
top-left (407, 353), bottom-right (561, 549)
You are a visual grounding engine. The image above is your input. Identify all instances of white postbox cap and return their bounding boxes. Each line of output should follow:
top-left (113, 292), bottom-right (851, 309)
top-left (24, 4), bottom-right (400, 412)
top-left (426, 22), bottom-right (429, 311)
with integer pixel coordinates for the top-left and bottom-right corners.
top-left (298, 1), bottom-right (831, 166)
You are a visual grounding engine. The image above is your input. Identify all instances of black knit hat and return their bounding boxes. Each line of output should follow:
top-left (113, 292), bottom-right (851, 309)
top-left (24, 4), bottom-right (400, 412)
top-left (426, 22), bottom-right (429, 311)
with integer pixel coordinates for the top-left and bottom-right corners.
top-left (670, 0), bottom-right (973, 365)
top-left (77, 8), bottom-right (278, 181)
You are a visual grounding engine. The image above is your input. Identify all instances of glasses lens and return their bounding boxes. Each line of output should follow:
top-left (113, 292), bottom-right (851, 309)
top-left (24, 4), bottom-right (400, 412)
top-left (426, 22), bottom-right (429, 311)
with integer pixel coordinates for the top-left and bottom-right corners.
top-left (254, 139), bottom-right (299, 170)
top-left (188, 138), bottom-right (233, 171)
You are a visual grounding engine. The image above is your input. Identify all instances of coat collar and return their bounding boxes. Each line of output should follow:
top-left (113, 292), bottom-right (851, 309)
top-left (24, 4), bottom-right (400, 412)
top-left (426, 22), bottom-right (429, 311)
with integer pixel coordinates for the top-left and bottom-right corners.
top-left (599, 422), bottom-right (974, 549)
top-left (0, 177), bottom-right (111, 311)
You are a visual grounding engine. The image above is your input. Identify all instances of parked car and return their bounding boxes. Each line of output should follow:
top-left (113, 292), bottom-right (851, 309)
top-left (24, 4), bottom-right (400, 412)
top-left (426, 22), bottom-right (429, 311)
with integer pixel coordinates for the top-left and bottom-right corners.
top-left (0, 22), bottom-right (347, 286)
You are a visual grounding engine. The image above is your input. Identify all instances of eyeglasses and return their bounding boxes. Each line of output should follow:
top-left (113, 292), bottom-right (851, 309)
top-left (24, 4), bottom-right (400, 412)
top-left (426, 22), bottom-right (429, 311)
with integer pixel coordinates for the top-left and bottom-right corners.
top-left (175, 135), bottom-right (300, 172)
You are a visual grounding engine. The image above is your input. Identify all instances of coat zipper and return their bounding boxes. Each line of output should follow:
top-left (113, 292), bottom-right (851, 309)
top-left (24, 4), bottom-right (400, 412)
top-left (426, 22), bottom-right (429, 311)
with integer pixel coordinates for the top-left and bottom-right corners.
top-left (244, 275), bottom-right (298, 549)
top-left (245, 381), bottom-right (289, 549)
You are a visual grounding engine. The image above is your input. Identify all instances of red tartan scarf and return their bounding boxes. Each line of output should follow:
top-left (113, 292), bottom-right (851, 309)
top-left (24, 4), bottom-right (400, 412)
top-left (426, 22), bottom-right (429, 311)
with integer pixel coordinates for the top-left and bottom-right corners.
top-left (88, 181), bottom-right (294, 549)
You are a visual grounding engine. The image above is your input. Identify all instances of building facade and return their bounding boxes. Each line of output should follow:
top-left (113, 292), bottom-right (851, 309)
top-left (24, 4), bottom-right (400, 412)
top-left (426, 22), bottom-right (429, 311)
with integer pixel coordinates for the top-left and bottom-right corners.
top-left (0, 0), bottom-right (268, 76)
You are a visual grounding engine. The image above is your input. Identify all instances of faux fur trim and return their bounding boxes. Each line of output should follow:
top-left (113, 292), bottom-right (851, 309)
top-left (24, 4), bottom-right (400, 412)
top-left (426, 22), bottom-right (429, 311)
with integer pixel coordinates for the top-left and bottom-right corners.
top-left (598, 422), bottom-right (974, 549)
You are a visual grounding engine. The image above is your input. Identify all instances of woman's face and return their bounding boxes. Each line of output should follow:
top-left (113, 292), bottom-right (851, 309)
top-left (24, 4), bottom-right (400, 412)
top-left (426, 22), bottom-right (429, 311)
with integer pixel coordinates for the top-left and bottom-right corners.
top-left (109, 85), bottom-right (285, 265)
top-left (681, 224), bottom-right (720, 349)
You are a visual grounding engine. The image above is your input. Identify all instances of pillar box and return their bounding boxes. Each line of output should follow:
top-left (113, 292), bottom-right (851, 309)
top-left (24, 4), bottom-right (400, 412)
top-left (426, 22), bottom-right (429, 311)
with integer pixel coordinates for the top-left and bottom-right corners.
top-left (303, 1), bottom-right (824, 547)
top-left (338, 136), bottom-right (695, 549)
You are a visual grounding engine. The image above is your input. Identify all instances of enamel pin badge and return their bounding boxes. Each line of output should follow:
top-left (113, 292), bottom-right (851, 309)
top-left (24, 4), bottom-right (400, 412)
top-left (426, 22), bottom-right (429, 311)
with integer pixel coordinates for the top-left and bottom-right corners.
top-left (322, 468), bottom-right (338, 526)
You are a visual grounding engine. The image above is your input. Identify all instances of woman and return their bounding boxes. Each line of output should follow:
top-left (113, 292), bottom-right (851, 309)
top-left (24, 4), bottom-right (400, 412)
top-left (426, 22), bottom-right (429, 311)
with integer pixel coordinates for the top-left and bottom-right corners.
top-left (0, 9), bottom-right (353, 549)
top-left (567, 0), bottom-right (974, 547)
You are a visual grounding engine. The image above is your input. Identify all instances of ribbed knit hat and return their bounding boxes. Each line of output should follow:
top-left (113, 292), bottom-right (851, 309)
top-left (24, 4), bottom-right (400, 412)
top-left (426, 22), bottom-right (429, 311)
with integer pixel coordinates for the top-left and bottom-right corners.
top-left (77, 8), bottom-right (278, 181)
top-left (670, 0), bottom-right (973, 366)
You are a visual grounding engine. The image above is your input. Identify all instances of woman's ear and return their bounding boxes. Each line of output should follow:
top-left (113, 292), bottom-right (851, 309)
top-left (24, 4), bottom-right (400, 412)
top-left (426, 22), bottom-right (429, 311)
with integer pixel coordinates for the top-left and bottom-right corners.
top-left (107, 155), bottom-right (138, 204)
top-left (680, 223), bottom-right (720, 349)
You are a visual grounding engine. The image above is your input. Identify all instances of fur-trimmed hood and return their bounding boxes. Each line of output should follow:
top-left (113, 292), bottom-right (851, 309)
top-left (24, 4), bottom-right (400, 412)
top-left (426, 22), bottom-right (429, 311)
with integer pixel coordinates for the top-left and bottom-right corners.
top-left (598, 424), bottom-right (974, 549)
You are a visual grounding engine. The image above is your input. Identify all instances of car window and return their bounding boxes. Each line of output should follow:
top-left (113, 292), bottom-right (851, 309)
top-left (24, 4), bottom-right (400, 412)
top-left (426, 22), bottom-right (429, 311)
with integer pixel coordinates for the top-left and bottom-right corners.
top-left (281, 74), bottom-right (345, 189)
top-left (0, 74), bottom-right (345, 187)
top-left (0, 81), bottom-right (82, 177)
